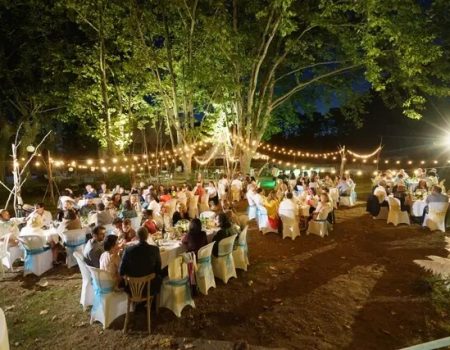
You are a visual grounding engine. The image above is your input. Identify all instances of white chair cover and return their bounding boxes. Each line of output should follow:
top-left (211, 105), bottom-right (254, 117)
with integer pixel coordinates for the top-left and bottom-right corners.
top-left (61, 229), bottom-right (87, 268)
top-left (73, 252), bottom-right (94, 311)
top-left (412, 200), bottom-right (427, 217)
top-left (188, 195), bottom-right (199, 219)
top-left (423, 202), bottom-right (449, 233)
top-left (103, 224), bottom-right (115, 236)
top-left (87, 212), bottom-right (97, 226)
top-left (0, 234), bottom-right (10, 279)
top-left (307, 206), bottom-right (333, 238)
top-left (212, 234), bottom-right (237, 284)
top-left (329, 188), bottom-right (339, 209)
top-left (0, 307), bottom-right (9, 350)
top-left (279, 209), bottom-right (300, 240)
top-left (256, 205), bottom-right (271, 234)
top-left (196, 242), bottom-right (216, 295)
top-left (339, 195), bottom-right (354, 207)
top-left (2, 245), bottom-right (23, 272)
top-left (87, 266), bottom-right (128, 329)
top-left (373, 206), bottom-right (389, 220)
top-left (18, 235), bottom-right (53, 277)
top-left (199, 193), bottom-right (210, 213)
top-left (159, 255), bottom-right (195, 317)
top-left (387, 196), bottom-right (410, 226)
top-left (130, 216), bottom-right (142, 231)
top-left (231, 186), bottom-right (241, 202)
top-left (166, 199), bottom-right (178, 223)
top-left (232, 226), bottom-right (249, 271)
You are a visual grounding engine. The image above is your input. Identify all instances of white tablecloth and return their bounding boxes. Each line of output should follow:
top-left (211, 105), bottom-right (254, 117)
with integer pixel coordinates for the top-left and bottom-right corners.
top-left (411, 200), bottom-right (427, 217)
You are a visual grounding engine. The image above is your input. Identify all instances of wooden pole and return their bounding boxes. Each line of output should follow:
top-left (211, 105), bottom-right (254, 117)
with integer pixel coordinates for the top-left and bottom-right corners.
top-left (339, 146), bottom-right (346, 177)
top-left (46, 150), bottom-right (55, 204)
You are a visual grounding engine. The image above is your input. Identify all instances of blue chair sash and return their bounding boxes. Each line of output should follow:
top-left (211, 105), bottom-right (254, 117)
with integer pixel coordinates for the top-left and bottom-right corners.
top-left (197, 256), bottom-right (212, 278)
top-left (167, 277), bottom-right (192, 302)
top-left (92, 278), bottom-right (114, 313)
top-left (218, 252), bottom-right (233, 270)
top-left (65, 238), bottom-right (86, 254)
top-left (23, 246), bottom-right (50, 271)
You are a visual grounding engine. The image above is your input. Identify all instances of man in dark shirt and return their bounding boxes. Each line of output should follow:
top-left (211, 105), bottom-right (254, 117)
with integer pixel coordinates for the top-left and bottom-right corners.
top-left (119, 227), bottom-right (162, 295)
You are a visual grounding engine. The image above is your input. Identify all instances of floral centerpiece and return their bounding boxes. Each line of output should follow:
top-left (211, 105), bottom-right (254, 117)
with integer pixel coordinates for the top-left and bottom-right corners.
top-left (174, 219), bottom-right (190, 235)
top-left (414, 189), bottom-right (426, 200)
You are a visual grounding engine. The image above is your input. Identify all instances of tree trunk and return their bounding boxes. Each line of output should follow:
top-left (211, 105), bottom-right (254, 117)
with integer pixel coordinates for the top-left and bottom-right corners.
top-left (239, 151), bottom-right (253, 174)
top-left (181, 154), bottom-right (192, 178)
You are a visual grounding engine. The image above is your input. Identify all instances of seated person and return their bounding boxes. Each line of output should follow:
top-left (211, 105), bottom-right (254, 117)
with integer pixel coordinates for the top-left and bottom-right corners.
top-left (159, 189), bottom-right (172, 203)
top-left (83, 225), bottom-right (106, 268)
top-left (426, 185), bottom-right (448, 204)
top-left (99, 234), bottom-right (121, 287)
top-left (337, 176), bottom-right (351, 196)
top-left (63, 209), bottom-right (82, 230)
top-left (80, 198), bottom-right (97, 217)
top-left (29, 203), bottom-right (53, 228)
top-left (311, 193), bottom-right (333, 223)
top-left (119, 227), bottom-right (162, 296)
top-left (119, 200), bottom-right (137, 219)
top-left (414, 180), bottom-right (428, 195)
top-left (112, 217), bottom-right (123, 235)
top-left (393, 184), bottom-right (411, 212)
top-left (182, 218), bottom-right (207, 256)
top-left (119, 218), bottom-right (137, 243)
top-left (367, 180), bottom-right (389, 217)
top-left (212, 213), bottom-right (239, 257)
top-left (0, 209), bottom-right (19, 244)
top-left (143, 210), bottom-right (158, 234)
top-left (84, 184), bottom-right (98, 199)
top-left (172, 203), bottom-right (189, 226)
top-left (96, 202), bottom-right (114, 226)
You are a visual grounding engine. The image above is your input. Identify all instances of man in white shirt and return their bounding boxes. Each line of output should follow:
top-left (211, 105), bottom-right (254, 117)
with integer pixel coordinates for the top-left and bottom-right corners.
top-left (32, 203), bottom-right (53, 228)
top-left (278, 192), bottom-right (297, 218)
top-left (231, 176), bottom-right (243, 202)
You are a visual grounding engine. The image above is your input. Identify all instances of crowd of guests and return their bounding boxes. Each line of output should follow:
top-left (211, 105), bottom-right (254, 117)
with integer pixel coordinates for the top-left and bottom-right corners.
top-left (366, 168), bottom-right (447, 222)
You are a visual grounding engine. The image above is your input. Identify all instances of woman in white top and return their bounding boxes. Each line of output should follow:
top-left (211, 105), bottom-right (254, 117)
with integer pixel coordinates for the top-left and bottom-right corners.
top-left (99, 234), bottom-right (121, 287)
top-left (206, 181), bottom-right (219, 206)
top-left (312, 193), bottom-right (333, 221)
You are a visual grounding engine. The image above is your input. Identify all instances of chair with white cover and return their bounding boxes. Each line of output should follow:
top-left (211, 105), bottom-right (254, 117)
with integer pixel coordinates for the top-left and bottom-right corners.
top-left (18, 235), bottom-right (53, 277)
top-left (339, 194), bottom-right (354, 207)
top-left (0, 234), bottom-right (10, 279)
top-left (307, 206), bottom-right (333, 237)
top-left (123, 273), bottom-right (156, 334)
top-left (188, 195), bottom-right (199, 219)
top-left (0, 307), bottom-right (9, 350)
top-left (73, 252), bottom-right (94, 311)
top-left (231, 185), bottom-right (241, 202)
top-left (387, 196), bottom-right (410, 226)
top-left (199, 211), bottom-right (216, 221)
top-left (130, 216), bottom-right (142, 231)
top-left (329, 188), bottom-right (339, 209)
top-left (423, 202), bottom-right (449, 232)
top-left (88, 213), bottom-right (97, 226)
top-left (159, 255), bottom-right (195, 317)
top-left (166, 199), bottom-right (178, 223)
top-left (199, 193), bottom-right (210, 214)
top-left (232, 226), bottom-right (249, 271)
top-left (87, 266), bottom-right (128, 329)
top-left (61, 229), bottom-right (87, 268)
top-left (374, 206), bottom-right (389, 220)
top-left (279, 209), bottom-right (300, 240)
top-left (256, 205), bottom-right (271, 234)
top-left (212, 234), bottom-right (237, 284)
top-left (196, 242), bottom-right (216, 295)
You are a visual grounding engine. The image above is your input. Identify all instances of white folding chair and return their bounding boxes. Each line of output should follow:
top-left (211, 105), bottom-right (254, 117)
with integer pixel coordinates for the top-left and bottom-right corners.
top-left (87, 266), bottom-right (128, 329)
top-left (159, 255), bottom-right (195, 317)
top-left (196, 242), bottom-right (216, 295)
top-left (0, 234), bottom-right (9, 279)
top-left (279, 208), bottom-right (300, 240)
top-left (212, 234), bottom-right (237, 284)
top-left (423, 202), bottom-right (449, 233)
top-left (387, 196), bottom-right (410, 226)
top-left (373, 206), bottom-right (389, 220)
top-left (0, 307), bottom-right (9, 350)
top-left (61, 229), bottom-right (87, 268)
top-left (18, 235), bottom-right (53, 277)
top-left (307, 206), bottom-right (333, 237)
top-left (188, 195), bottom-right (199, 219)
top-left (73, 252), bottom-right (94, 311)
top-left (329, 188), bottom-right (339, 209)
top-left (232, 226), bottom-right (249, 271)
top-left (339, 195), bottom-right (354, 207)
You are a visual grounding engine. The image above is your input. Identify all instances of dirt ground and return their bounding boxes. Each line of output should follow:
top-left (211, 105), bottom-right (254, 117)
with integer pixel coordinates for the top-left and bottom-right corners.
top-left (1, 201), bottom-right (450, 350)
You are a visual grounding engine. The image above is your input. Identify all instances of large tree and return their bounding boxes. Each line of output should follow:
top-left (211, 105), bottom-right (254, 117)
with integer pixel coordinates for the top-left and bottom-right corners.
top-left (215, 0), bottom-right (447, 171)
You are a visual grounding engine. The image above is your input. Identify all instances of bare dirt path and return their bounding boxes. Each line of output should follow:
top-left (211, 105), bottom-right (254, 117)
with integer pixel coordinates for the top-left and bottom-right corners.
top-left (1, 202), bottom-right (449, 349)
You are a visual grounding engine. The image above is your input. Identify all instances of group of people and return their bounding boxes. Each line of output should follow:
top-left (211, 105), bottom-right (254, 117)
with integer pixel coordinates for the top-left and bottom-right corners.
top-left (367, 168), bottom-right (447, 222)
